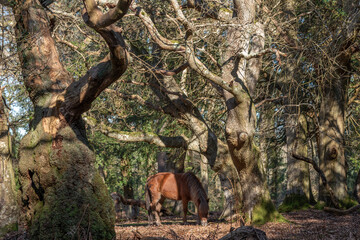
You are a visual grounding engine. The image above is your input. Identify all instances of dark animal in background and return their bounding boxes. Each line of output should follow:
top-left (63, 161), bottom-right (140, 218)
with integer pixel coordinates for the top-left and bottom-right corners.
top-left (145, 172), bottom-right (209, 226)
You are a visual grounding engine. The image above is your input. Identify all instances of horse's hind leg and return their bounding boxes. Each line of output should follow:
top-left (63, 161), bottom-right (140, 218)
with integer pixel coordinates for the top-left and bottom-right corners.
top-left (182, 199), bottom-right (189, 225)
top-left (149, 191), bottom-right (162, 226)
top-left (153, 196), bottom-right (165, 226)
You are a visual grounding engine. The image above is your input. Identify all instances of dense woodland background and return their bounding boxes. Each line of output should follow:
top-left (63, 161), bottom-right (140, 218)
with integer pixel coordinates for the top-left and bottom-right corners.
top-left (0, 0), bottom-right (360, 239)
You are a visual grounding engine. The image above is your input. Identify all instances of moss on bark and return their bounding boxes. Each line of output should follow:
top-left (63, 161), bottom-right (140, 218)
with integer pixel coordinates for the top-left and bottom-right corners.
top-left (19, 125), bottom-right (115, 240)
top-left (252, 197), bottom-right (286, 225)
top-left (0, 223), bottom-right (18, 237)
top-left (278, 194), bottom-right (310, 212)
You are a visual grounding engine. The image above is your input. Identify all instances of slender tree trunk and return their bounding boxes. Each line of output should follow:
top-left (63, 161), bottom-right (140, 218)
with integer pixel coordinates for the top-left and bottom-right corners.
top-left (200, 154), bottom-right (209, 194)
top-left (355, 168), bottom-right (360, 202)
top-left (0, 89), bottom-right (19, 237)
top-left (123, 184), bottom-right (138, 219)
top-left (157, 152), bottom-right (168, 173)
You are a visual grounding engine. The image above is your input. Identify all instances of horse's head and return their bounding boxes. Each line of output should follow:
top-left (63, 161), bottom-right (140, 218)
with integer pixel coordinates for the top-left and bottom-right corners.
top-left (198, 197), bottom-right (209, 226)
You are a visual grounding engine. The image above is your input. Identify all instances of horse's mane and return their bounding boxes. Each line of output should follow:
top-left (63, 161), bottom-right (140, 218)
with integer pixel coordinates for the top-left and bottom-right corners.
top-left (182, 172), bottom-right (208, 204)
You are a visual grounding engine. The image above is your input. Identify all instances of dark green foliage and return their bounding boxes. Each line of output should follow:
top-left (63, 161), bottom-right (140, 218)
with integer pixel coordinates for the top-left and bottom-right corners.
top-left (89, 131), bottom-right (159, 197)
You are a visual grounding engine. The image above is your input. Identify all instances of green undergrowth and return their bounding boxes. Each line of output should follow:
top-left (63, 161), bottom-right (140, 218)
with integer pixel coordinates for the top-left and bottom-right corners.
top-left (252, 197), bottom-right (287, 225)
top-left (313, 201), bottom-right (326, 210)
top-left (278, 194), bottom-right (310, 212)
top-left (339, 197), bottom-right (358, 209)
top-left (313, 197), bottom-right (358, 210)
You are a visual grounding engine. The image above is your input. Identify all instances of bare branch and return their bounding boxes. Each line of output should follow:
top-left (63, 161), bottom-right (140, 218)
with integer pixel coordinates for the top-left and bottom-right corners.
top-left (131, 3), bottom-right (185, 52)
top-left (153, 62), bottom-right (189, 76)
top-left (83, 0), bottom-right (131, 29)
top-left (237, 48), bottom-right (287, 61)
top-left (186, 46), bottom-right (234, 94)
top-left (255, 96), bottom-right (286, 108)
top-left (54, 35), bottom-right (88, 68)
top-left (348, 82), bottom-right (360, 105)
top-left (168, 0), bottom-right (193, 35)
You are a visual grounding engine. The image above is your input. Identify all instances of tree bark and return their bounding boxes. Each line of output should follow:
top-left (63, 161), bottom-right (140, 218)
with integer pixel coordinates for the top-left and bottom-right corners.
top-left (123, 184), bottom-right (138, 219)
top-left (0, 89), bottom-right (19, 237)
top-left (317, 0), bottom-right (360, 204)
top-left (220, 1), bottom-right (276, 222)
top-left (355, 168), bottom-right (360, 202)
top-left (285, 113), bottom-right (310, 199)
top-left (318, 61), bottom-right (350, 203)
top-left (11, 0), bottom-right (130, 238)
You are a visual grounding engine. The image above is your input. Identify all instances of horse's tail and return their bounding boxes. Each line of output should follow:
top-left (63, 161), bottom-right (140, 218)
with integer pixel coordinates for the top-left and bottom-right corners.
top-left (145, 183), bottom-right (151, 211)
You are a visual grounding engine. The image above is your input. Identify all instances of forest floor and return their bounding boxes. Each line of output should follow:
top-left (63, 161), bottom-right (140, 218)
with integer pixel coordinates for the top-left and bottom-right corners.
top-left (115, 209), bottom-right (360, 240)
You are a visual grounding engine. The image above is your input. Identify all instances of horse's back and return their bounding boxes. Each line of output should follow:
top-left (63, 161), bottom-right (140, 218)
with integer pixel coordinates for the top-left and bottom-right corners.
top-left (147, 172), bottom-right (183, 200)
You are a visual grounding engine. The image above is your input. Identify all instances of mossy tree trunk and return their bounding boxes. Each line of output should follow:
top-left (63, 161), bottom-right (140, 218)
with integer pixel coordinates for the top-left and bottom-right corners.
top-left (2, 0), bottom-right (131, 238)
top-left (0, 88), bottom-right (19, 237)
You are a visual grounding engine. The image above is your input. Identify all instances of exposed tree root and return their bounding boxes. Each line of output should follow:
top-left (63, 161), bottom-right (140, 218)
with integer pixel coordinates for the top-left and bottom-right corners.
top-left (219, 226), bottom-right (267, 240)
top-left (324, 204), bottom-right (360, 215)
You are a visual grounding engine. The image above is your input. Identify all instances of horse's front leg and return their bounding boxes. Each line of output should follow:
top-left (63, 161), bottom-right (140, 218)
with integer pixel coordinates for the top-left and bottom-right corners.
top-left (182, 199), bottom-right (189, 225)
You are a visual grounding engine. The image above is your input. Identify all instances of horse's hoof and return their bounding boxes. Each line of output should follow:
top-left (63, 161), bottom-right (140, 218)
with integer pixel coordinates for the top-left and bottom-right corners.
top-left (155, 222), bottom-right (162, 226)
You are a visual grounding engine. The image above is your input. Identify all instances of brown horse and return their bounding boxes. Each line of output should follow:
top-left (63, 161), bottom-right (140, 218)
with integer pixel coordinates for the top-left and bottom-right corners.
top-left (145, 172), bottom-right (209, 226)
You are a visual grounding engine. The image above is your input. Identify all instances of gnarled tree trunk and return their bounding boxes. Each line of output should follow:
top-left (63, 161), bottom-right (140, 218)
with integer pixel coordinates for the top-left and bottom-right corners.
top-left (6, 0), bottom-right (131, 238)
top-left (221, 1), bottom-right (276, 222)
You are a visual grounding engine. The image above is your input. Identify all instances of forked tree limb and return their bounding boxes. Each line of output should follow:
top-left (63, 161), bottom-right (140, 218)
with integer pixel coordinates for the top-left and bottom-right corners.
top-left (291, 152), bottom-right (340, 208)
